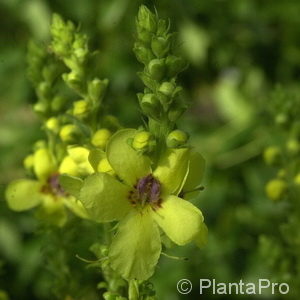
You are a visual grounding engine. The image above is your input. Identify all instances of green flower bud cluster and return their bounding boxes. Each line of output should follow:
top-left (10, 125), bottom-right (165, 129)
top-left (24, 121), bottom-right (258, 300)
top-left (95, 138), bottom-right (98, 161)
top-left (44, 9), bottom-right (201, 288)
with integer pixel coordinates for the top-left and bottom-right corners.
top-left (269, 86), bottom-right (300, 130)
top-left (51, 14), bottom-right (88, 94)
top-left (27, 41), bottom-right (67, 117)
top-left (134, 6), bottom-right (187, 122)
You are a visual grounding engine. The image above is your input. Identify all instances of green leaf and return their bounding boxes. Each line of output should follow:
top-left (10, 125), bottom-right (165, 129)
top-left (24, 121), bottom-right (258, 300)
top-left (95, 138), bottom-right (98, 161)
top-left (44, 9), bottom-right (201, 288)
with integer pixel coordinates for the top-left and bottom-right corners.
top-left (109, 209), bottom-right (161, 280)
top-left (59, 174), bottom-right (83, 199)
top-left (5, 179), bottom-right (43, 211)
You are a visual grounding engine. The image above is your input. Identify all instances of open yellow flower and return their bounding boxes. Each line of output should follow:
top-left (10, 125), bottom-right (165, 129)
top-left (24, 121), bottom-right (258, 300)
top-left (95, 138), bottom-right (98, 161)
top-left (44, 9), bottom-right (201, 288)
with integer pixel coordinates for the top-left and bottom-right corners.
top-left (6, 147), bottom-right (88, 224)
top-left (77, 129), bottom-right (206, 280)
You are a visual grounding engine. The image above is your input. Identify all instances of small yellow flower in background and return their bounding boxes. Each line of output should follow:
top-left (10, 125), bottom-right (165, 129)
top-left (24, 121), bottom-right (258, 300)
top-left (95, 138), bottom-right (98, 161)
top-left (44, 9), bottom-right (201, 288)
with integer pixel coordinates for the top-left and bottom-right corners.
top-left (72, 100), bottom-right (91, 118)
top-left (45, 117), bottom-right (60, 133)
top-left (59, 124), bottom-right (80, 143)
top-left (23, 154), bottom-right (34, 170)
top-left (91, 128), bottom-right (112, 149)
top-left (66, 129), bottom-right (207, 280)
top-left (6, 147), bottom-right (89, 225)
top-left (265, 179), bottom-right (288, 201)
top-left (59, 146), bottom-right (94, 177)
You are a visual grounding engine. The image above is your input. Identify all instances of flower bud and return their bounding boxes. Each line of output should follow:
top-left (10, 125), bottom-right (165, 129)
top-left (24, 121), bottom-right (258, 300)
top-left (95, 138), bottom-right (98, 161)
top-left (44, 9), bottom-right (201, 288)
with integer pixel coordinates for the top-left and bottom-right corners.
top-left (72, 100), bottom-right (90, 118)
top-left (51, 95), bottom-right (68, 112)
top-left (37, 82), bottom-right (51, 98)
top-left (45, 117), bottom-right (60, 133)
top-left (148, 58), bottom-right (165, 81)
top-left (286, 139), bottom-right (300, 155)
top-left (33, 140), bottom-right (47, 150)
top-left (88, 78), bottom-right (108, 102)
top-left (167, 130), bottom-right (189, 148)
top-left (132, 131), bottom-right (152, 150)
top-left (59, 156), bottom-right (79, 176)
top-left (139, 93), bottom-right (160, 119)
top-left (158, 81), bottom-right (175, 97)
top-left (265, 179), bottom-right (288, 201)
top-left (263, 146), bottom-right (281, 166)
top-left (151, 36), bottom-right (170, 58)
top-left (137, 5), bottom-right (157, 33)
top-left (166, 55), bottom-right (186, 77)
top-left (33, 102), bottom-right (49, 115)
top-left (67, 146), bottom-right (94, 175)
top-left (294, 173), bottom-right (300, 185)
top-left (59, 124), bottom-right (81, 143)
top-left (62, 71), bottom-right (83, 92)
top-left (33, 148), bottom-right (56, 180)
top-left (277, 168), bottom-right (286, 179)
top-left (91, 129), bottom-right (112, 149)
top-left (275, 113), bottom-right (288, 127)
top-left (133, 45), bottom-right (154, 65)
top-left (23, 154), bottom-right (34, 170)
top-left (97, 158), bottom-right (114, 175)
top-left (137, 28), bottom-right (153, 44)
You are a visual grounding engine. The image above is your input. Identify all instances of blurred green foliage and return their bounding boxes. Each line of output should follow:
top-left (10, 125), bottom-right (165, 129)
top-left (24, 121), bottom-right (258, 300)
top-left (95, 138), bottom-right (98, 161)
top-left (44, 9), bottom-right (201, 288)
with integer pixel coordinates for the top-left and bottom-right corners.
top-left (1, 0), bottom-right (300, 299)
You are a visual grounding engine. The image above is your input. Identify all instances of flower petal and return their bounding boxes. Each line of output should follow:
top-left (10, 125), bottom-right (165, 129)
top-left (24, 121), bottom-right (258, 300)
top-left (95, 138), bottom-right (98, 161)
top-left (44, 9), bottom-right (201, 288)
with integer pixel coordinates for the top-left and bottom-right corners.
top-left (182, 151), bottom-right (205, 199)
top-left (153, 148), bottom-right (190, 196)
top-left (59, 174), bottom-right (83, 198)
top-left (63, 196), bottom-right (90, 219)
top-left (194, 222), bottom-right (208, 248)
top-left (152, 195), bottom-right (204, 245)
top-left (109, 209), bottom-right (161, 280)
top-left (79, 173), bottom-right (131, 222)
top-left (107, 129), bottom-right (151, 186)
top-left (5, 179), bottom-right (43, 211)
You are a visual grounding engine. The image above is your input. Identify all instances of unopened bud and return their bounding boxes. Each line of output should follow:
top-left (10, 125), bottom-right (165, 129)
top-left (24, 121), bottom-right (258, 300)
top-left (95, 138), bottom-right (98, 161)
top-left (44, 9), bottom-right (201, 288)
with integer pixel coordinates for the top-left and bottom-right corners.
top-left (167, 130), bottom-right (189, 148)
top-left (46, 117), bottom-right (60, 133)
top-left (294, 173), bottom-right (300, 185)
top-left (91, 129), bottom-right (112, 149)
top-left (23, 154), bottom-right (34, 170)
top-left (275, 113), bottom-right (288, 126)
top-left (265, 179), bottom-right (288, 201)
top-left (151, 36), bottom-right (170, 58)
top-left (63, 71), bottom-right (83, 91)
top-left (133, 45), bottom-right (154, 65)
top-left (51, 95), bottom-right (68, 112)
top-left (148, 58), bottom-right (165, 81)
top-left (286, 139), bottom-right (300, 155)
top-left (137, 5), bottom-right (157, 33)
top-left (59, 156), bottom-right (79, 176)
top-left (139, 93), bottom-right (160, 119)
top-left (34, 140), bottom-right (47, 150)
top-left (33, 102), bottom-right (49, 115)
top-left (132, 131), bottom-right (152, 150)
top-left (263, 146), bottom-right (281, 166)
top-left (72, 100), bottom-right (90, 118)
top-left (166, 55), bottom-right (186, 77)
top-left (59, 124), bottom-right (81, 143)
top-left (158, 81), bottom-right (175, 97)
top-left (88, 78), bottom-right (108, 102)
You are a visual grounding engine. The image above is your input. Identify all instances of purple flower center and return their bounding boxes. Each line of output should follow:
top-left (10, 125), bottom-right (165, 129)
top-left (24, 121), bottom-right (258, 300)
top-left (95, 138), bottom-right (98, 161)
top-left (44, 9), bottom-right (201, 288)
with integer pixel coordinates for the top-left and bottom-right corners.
top-left (41, 173), bottom-right (66, 197)
top-left (128, 174), bottom-right (162, 207)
